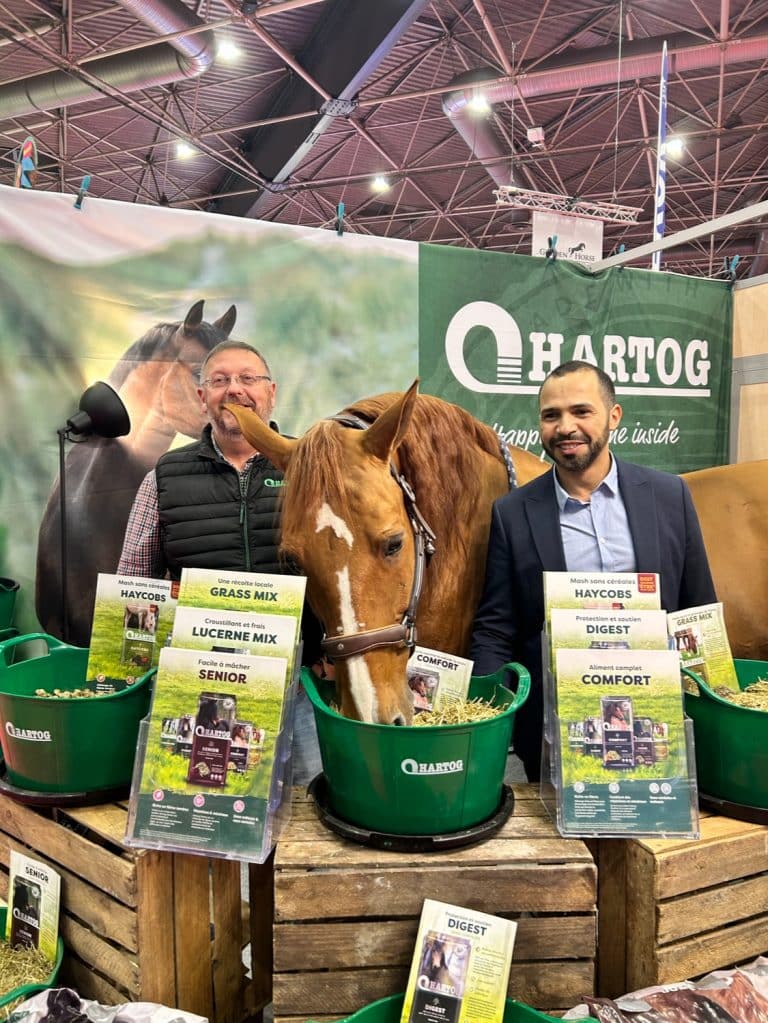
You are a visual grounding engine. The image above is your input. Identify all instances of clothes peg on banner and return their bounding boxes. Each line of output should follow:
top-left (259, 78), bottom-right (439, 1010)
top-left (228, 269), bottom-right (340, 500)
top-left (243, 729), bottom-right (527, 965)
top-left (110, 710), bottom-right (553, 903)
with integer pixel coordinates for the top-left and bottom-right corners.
top-left (74, 175), bottom-right (91, 210)
top-left (723, 255), bottom-right (740, 285)
top-left (335, 202), bottom-right (345, 237)
top-left (14, 136), bottom-right (38, 189)
top-left (616, 243), bottom-right (626, 270)
top-left (545, 236), bottom-right (558, 261)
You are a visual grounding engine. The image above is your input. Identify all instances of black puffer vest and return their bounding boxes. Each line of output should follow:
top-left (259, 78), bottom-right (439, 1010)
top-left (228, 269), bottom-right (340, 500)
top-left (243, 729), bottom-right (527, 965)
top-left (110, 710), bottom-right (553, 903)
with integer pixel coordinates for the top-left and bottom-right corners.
top-left (156, 425), bottom-right (285, 581)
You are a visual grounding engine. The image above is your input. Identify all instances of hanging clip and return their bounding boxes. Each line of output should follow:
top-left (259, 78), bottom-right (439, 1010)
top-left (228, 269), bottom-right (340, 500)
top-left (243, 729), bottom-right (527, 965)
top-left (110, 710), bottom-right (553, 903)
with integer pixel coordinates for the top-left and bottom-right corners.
top-left (545, 235), bottom-right (558, 261)
top-left (615, 243), bottom-right (626, 270)
top-left (723, 255), bottom-right (740, 285)
top-left (74, 175), bottom-right (91, 210)
top-left (335, 201), bottom-right (345, 237)
top-left (14, 136), bottom-right (38, 189)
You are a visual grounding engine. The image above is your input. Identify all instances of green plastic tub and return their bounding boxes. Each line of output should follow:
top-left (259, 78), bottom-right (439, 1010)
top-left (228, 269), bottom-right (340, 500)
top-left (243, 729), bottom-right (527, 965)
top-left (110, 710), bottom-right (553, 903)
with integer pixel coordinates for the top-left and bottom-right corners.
top-left (301, 663), bottom-right (529, 835)
top-left (0, 579), bottom-right (18, 631)
top-left (0, 906), bottom-right (64, 1010)
top-left (683, 659), bottom-right (768, 810)
top-left (308, 991), bottom-right (560, 1023)
top-left (0, 633), bottom-right (152, 794)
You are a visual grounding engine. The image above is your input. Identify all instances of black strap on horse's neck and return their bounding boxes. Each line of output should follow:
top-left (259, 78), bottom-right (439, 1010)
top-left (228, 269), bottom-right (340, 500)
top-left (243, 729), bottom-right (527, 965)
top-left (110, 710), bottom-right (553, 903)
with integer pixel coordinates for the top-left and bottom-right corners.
top-left (499, 434), bottom-right (518, 490)
top-left (319, 409), bottom-right (436, 661)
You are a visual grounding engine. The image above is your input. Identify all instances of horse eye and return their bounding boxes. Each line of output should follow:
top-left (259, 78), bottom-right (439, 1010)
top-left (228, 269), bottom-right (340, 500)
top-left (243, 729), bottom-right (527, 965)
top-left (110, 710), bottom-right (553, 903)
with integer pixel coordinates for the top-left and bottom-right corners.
top-left (383, 534), bottom-right (404, 558)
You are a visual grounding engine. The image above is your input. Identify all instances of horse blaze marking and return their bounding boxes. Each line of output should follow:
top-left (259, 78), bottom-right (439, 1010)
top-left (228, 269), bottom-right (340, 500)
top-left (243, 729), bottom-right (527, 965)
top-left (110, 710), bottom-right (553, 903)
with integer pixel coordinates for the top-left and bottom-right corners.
top-left (315, 503), bottom-right (354, 547)
top-left (335, 565), bottom-right (377, 723)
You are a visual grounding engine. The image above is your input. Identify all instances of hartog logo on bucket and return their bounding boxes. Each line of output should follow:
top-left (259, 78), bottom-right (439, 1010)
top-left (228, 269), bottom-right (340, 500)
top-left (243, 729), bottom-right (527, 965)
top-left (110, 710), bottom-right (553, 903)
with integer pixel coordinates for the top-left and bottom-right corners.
top-left (5, 722), bottom-right (52, 742)
top-left (401, 757), bottom-right (464, 776)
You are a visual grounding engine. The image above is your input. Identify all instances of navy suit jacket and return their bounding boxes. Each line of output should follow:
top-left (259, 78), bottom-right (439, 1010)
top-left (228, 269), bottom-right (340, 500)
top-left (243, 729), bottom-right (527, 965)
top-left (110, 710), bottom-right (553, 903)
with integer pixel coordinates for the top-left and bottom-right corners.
top-left (470, 457), bottom-right (717, 780)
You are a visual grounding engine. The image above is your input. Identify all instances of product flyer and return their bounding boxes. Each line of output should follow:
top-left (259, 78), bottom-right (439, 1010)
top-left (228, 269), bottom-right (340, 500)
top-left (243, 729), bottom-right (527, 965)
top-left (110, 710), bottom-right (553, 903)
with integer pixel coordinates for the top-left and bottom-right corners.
top-left (554, 647), bottom-right (697, 837)
top-left (407, 646), bottom-right (474, 713)
top-left (171, 605), bottom-right (300, 684)
top-left (667, 602), bottom-right (739, 691)
top-left (5, 851), bottom-right (61, 963)
top-left (86, 573), bottom-right (178, 692)
top-left (401, 899), bottom-right (516, 1023)
top-left (547, 608), bottom-right (670, 673)
top-left (543, 571), bottom-right (661, 631)
top-left (177, 568), bottom-right (306, 620)
top-left (127, 646), bottom-right (289, 860)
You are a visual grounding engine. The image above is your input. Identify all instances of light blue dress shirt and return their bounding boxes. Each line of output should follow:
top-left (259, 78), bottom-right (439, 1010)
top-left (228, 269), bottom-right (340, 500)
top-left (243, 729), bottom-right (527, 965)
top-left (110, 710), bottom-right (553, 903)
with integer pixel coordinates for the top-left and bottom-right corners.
top-left (553, 456), bottom-right (637, 573)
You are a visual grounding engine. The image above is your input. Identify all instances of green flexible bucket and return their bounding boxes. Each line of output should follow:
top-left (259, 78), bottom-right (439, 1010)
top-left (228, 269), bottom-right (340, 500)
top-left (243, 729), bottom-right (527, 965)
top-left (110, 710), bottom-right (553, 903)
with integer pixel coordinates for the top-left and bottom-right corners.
top-left (0, 633), bottom-right (152, 794)
top-left (0, 578), bottom-right (19, 631)
top-left (683, 659), bottom-right (768, 810)
top-left (0, 907), bottom-right (64, 1010)
top-left (302, 663), bottom-right (529, 835)
top-left (308, 991), bottom-right (560, 1023)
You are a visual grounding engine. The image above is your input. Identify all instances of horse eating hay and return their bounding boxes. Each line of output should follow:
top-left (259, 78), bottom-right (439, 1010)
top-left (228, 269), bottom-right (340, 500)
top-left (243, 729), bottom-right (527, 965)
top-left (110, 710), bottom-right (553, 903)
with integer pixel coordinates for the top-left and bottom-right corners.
top-left (226, 382), bottom-right (546, 725)
top-left (35, 300), bottom-right (236, 648)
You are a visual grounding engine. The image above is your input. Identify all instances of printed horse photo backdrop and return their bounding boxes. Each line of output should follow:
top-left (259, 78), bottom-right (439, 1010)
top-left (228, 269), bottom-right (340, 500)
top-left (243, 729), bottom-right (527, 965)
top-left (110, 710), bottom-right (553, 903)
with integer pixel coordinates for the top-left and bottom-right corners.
top-left (229, 388), bottom-right (768, 726)
top-left (35, 300), bottom-right (236, 648)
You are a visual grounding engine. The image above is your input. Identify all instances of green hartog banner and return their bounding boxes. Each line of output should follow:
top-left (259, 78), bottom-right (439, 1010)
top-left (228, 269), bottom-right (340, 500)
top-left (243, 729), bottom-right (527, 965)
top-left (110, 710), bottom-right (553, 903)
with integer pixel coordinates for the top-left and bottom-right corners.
top-left (418, 245), bottom-right (732, 473)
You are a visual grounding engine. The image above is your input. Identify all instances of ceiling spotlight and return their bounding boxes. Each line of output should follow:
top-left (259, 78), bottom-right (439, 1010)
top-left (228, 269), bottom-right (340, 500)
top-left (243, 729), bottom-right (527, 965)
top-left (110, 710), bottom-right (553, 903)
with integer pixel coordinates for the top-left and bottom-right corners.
top-left (467, 92), bottom-right (490, 115)
top-left (371, 175), bottom-right (390, 193)
top-left (216, 39), bottom-right (242, 63)
top-left (176, 140), bottom-right (196, 159)
top-left (665, 136), bottom-right (685, 159)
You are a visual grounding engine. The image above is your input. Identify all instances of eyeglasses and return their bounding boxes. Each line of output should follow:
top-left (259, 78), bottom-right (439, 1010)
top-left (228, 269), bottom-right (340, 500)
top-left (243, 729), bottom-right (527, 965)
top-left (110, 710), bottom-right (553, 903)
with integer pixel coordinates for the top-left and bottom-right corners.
top-left (202, 373), bottom-right (272, 390)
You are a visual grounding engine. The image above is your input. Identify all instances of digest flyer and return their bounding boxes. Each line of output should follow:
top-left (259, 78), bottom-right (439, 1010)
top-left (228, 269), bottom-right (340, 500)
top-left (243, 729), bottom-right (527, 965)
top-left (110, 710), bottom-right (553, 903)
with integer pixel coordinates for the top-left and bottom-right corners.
top-left (127, 646), bottom-right (289, 860)
top-left (553, 647), bottom-right (697, 837)
top-left (401, 899), bottom-right (516, 1023)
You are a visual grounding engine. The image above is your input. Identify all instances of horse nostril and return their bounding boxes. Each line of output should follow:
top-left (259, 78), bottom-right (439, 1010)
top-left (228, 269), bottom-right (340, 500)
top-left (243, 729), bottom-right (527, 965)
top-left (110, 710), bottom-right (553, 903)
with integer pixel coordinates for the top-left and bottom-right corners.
top-left (393, 714), bottom-right (406, 726)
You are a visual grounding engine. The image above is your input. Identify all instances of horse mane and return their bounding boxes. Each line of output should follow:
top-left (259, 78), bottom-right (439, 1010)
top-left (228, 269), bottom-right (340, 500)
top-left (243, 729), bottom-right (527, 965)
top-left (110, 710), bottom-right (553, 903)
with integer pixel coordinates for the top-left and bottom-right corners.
top-left (280, 392), bottom-right (504, 563)
top-left (108, 318), bottom-right (225, 388)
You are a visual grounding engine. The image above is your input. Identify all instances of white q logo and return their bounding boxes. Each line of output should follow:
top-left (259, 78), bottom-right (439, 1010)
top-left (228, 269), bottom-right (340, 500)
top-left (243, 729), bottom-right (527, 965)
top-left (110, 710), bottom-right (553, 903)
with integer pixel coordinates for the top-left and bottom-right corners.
top-left (445, 301), bottom-right (526, 392)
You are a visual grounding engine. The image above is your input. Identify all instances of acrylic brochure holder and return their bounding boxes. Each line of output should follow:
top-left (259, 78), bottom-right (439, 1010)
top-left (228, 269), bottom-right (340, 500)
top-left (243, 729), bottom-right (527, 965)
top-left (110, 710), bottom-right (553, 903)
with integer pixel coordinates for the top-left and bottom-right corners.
top-left (124, 642), bottom-right (302, 864)
top-left (539, 630), bottom-right (700, 840)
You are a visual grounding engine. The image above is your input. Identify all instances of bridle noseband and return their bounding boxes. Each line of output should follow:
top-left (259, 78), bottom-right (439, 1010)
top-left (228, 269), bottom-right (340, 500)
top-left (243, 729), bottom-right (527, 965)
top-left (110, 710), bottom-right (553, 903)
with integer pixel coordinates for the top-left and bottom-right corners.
top-left (319, 412), bottom-right (436, 661)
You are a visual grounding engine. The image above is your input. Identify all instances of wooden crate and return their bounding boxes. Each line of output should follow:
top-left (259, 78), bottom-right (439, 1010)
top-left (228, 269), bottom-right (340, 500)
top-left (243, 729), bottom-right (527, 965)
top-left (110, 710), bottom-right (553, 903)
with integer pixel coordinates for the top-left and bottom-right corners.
top-left (596, 810), bottom-right (768, 996)
top-left (273, 783), bottom-right (597, 1023)
top-left (0, 794), bottom-right (273, 1022)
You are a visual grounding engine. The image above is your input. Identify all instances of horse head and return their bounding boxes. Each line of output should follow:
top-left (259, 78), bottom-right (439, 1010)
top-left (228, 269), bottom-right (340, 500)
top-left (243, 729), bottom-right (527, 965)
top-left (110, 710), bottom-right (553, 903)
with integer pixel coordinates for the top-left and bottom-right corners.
top-left (227, 383), bottom-right (424, 727)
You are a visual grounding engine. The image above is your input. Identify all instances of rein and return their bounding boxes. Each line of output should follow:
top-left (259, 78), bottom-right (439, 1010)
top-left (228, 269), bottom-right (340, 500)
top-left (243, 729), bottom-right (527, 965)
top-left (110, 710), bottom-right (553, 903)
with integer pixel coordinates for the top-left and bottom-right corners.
top-left (319, 412), bottom-right (436, 661)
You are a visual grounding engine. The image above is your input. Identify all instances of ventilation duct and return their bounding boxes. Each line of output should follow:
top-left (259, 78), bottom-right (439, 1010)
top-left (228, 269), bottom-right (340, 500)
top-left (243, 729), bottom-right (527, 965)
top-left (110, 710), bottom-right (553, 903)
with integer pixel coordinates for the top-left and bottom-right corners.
top-left (0, 0), bottom-right (216, 121)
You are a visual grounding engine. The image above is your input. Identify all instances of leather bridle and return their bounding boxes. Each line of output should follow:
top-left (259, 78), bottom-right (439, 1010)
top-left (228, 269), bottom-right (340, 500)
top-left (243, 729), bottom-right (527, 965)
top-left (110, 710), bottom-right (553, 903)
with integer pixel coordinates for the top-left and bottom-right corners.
top-left (319, 413), bottom-right (436, 661)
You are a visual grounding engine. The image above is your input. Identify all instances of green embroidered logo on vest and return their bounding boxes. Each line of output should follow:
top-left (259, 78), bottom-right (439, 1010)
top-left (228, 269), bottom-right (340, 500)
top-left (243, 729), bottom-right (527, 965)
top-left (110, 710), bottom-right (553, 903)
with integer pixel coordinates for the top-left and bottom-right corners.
top-left (264, 478), bottom-right (286, 487)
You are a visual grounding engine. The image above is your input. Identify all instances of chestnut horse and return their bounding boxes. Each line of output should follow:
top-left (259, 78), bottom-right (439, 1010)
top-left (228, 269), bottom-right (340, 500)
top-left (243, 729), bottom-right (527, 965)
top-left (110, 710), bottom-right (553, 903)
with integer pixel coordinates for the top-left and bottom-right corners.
top-left (228, 382), bottom-right (546, 725)
top-left (35, 300), bottom-right (236, 647)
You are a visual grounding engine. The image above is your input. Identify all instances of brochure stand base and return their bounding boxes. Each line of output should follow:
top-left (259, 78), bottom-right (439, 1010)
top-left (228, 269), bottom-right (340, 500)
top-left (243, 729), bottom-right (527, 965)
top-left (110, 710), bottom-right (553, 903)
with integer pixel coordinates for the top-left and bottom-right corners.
top-left (308, 773), bottom-right (514, 852)
top-left (0, 755), bottom-right (128, 807)
top-left (698, 791), bottom-right (768, 826)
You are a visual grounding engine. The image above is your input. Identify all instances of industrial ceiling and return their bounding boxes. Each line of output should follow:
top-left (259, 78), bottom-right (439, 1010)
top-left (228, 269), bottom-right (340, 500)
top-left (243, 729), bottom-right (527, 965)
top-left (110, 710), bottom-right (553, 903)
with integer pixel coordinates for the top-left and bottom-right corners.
top-left (2, 0), bottom-right (768, 278)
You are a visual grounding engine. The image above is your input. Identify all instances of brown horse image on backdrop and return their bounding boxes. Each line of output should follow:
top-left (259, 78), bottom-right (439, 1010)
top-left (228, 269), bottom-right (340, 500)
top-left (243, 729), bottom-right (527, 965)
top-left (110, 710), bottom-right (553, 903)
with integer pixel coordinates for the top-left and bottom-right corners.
top-left (35, 300), bottom-right (236, 648)
top-left (227, 382), bottom-right (547, 725)
top-left (228, 386), bottom-right (768, 725)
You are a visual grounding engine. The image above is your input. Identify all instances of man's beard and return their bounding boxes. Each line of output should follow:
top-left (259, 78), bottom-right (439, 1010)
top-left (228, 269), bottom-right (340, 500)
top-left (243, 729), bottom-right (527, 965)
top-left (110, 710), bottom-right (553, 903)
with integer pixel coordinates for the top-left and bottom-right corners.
top-left (545, 426), bottom-right (609, 472)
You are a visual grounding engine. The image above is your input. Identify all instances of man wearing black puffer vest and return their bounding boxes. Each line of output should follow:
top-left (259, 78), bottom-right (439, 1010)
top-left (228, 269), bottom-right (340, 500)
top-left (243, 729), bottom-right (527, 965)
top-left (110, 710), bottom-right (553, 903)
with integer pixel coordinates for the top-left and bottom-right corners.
top-left (118, 339), bottom-right (322, 782)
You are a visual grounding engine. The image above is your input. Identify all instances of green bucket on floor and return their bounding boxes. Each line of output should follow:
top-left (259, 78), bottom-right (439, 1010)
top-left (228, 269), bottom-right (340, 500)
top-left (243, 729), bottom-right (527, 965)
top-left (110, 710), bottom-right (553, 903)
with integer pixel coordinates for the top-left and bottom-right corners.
top-left (0, 632), bottom-right (152, 794)
top-left (0, 578), bottom-right (19, 631)
top-left (684, 658), bottom-right (768, 810)
top-left (302, 663), bottom-right (529, 835)
top-left (307, 991), bottom-right (560, 1023)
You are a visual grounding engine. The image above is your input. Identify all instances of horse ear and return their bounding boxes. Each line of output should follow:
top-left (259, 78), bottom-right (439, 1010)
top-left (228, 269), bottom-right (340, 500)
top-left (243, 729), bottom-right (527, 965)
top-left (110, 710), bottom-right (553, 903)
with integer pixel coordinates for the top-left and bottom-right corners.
top-left (362, 379), bottom-right (419, 464)
top-left (213, 305), bottom-right (237, 337)
top-left (223, 404), bottom-right (297, 469)
top-left (184, 300), bottom-right (204, 331)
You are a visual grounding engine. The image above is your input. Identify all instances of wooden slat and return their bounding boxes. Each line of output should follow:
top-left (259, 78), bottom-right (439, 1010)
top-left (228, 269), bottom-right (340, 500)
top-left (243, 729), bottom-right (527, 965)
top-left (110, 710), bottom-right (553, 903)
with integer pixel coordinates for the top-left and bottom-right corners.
top-left (60, 915), bottom-right (140, 995)
top-left (593, 838), bottom-right (627, 998)
top-left (657, 874), bottom-right (768, 944)
top-left (173, 853), bottom-right (215, 1020)
top-left (276, 862), bottom-right (596, 919)
top-left (655, 915), bottom-right (768, 985)
top-left (64, 956), bottom-right (131, 1006)
top-left (652, 828), bottom-right (768, 900)
top-left (211, 858), bottom-right (247, 1023)
top-left (134, 845), bottom-right (177, 1007)
top-left (57, 802), bottom-right (134, 849)
top-left (274, 916), bottom-right (595, 971)
top-left (249, 852), bottom-right (275, 1013)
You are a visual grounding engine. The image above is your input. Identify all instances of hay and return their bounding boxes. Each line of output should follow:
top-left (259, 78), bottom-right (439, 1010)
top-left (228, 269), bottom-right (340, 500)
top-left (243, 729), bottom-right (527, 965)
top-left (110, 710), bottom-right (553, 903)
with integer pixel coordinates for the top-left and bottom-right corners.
top-left (413, 698), bottom-right (504, 726)
top-left (713, 678), bottom-right (768, 710)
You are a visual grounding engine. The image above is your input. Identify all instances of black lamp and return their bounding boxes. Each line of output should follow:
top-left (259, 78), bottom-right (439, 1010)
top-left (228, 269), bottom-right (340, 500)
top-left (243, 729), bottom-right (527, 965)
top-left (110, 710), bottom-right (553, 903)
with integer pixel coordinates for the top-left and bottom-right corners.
top-left (58, 382), bottom-right (130, 642)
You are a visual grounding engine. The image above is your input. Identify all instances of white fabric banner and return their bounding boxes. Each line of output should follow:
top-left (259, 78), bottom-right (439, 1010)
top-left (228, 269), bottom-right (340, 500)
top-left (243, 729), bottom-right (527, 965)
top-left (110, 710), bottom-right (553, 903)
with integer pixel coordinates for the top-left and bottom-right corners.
top-left (531, 211), bottom-right (603, 266)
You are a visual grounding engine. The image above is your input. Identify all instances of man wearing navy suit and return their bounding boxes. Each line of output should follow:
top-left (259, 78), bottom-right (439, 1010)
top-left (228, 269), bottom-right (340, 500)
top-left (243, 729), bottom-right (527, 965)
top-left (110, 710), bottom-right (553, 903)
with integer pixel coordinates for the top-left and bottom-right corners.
top-left (470, 360), bottom-right (717, 781)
